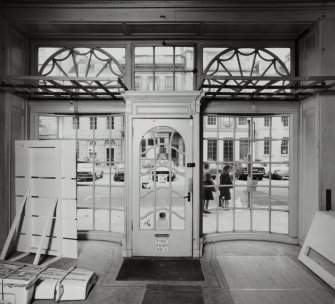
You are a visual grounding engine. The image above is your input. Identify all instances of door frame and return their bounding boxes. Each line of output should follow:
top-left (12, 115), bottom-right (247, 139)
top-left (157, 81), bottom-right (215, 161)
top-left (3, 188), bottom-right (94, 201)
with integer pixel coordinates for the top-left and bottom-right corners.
top-left (122, 91), bottom-right (203, 258)
top-left (131, 118), bottom-right (193, 257)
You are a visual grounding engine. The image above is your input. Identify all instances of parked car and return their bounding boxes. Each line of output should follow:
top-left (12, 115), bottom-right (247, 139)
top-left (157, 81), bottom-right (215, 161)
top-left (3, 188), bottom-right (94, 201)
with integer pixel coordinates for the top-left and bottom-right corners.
top-left (77, 161), bottom-right (104, 181)
top-left (235, 163), bottom-right (265, 181)
top-left (264, 164), bottom-right (289, 180)
top-left (114, 163), bottom-right (125, 181)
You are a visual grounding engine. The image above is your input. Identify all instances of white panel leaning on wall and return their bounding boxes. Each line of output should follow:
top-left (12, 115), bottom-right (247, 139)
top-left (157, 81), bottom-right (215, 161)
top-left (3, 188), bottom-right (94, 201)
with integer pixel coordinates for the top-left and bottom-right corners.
top-left (1, 140), bottom-right (77, 265)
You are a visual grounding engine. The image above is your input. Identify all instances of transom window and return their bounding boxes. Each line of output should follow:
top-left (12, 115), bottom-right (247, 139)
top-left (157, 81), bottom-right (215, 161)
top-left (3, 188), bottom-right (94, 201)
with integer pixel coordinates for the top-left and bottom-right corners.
top-left (38, 47), bottom-right (126, 92)
top-left (37, 46), bottom-right (291, 96)
top-left (133, 46), bottom-right (194, 91)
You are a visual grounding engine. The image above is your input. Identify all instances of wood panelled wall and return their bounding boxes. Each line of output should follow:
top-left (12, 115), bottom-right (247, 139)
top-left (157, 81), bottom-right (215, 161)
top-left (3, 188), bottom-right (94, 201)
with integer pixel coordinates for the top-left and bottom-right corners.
top-left (0, 27), bottom-right (26, 249)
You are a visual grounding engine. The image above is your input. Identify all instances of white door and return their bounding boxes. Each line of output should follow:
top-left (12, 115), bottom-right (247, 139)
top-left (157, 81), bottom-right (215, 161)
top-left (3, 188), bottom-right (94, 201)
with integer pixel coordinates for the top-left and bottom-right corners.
top-left (132, 119), bottom-right (193, 257)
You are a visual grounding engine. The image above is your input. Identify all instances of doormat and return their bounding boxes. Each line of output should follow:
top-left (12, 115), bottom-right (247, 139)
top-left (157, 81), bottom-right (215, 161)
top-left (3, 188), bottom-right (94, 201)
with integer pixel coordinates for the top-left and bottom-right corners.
top-left (116, 258), bottom-right (205, 281)
top-left (142, 284), bottom-right (204, 304)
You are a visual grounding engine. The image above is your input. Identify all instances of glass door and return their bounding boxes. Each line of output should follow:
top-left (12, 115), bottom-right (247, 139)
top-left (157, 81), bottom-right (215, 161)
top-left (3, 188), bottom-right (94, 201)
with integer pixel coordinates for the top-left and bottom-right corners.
top-left (132, 119), bottom-right (193, 256)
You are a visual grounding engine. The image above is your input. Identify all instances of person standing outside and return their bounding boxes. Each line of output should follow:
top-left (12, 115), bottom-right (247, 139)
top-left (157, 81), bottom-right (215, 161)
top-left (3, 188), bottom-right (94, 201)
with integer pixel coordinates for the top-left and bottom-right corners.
top-left (203, 162), bottom-right (212, 213)
top-left (204, 172), bottom-right (215, 213)
top-left (219, 165), bottom-right (233, 208)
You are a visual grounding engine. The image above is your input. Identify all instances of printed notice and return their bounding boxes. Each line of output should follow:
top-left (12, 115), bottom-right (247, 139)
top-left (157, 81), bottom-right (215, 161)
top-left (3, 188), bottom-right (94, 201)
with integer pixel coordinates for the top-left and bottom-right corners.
top-left (155, 236), bottom-right (169, 253)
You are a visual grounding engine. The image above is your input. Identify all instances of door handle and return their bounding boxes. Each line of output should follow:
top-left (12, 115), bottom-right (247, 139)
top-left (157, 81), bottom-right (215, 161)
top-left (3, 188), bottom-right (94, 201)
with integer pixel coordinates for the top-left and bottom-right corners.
top-left (184, 192), bottom-right (191, 202)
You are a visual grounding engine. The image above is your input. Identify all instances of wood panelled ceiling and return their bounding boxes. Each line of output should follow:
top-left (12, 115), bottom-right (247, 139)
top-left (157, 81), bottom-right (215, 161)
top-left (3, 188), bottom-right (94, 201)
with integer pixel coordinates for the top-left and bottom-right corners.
top-left (12, 22), bottom-right (312, 40)
top-left (3, 0), bottom-right (334, 40)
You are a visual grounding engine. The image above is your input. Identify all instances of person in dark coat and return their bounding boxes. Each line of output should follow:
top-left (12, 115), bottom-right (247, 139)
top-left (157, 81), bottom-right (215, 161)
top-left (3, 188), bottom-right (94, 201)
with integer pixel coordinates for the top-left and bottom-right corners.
top-left (203, 172), bottom-right (215, 213)
top-left (219, 165), bottom-right (233, 208)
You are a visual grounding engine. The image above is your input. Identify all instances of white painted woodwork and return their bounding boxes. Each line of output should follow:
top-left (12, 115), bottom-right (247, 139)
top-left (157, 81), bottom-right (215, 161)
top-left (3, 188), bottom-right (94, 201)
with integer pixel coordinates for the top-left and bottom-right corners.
top-left (14, 140), bottom-right (77, 261)
top-left (29, 198), bottom-right (76, 220)
top-left (16, 235), bottom-right (77, 259)
top-left (132, 118), bottom-right (193, 257)
top-left (33, 198), bottom-right (58, 265)
top-left (298, 211), bottom-right (335, 289)
top-left (300, 99), bottom-right (319, 241)
top-left (123, 91), bottom-right (202, 257)
top-left (30, 148), bottom-right (59, 177)
top-left (20, 217), bottom-right (77, 239)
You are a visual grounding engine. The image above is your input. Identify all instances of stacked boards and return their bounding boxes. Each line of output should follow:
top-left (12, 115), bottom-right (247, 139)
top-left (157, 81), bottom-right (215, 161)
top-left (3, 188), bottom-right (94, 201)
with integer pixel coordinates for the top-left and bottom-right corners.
top-left (14, 140), bottom-right (77, 262)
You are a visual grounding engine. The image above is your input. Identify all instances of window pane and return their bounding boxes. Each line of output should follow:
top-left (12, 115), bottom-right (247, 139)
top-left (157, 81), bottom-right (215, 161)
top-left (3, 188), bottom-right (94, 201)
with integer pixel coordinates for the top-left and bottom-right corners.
top-left (95, 186), bottom-right (110, 208)
top-left (135, 47), bottom-right (153, 65)
top-left (235, 209), bottom-right (251, 230)
top-left (203, 212), bottom-right (217, 234)
top-left (252, 210), bottom-right (269, 231)
top-left (271, 187), bottom-right (289, 211)
top-left (77, 209), bottom-right (93, 230)
top-left (156, 72), bottom-right (173, 91)
top-left (175, 72), bottom-right (193, 90)
top-left (94, 210), bottom-right (109, 231)
top-left (266, 48), bottom-right (291, 73)
top-left (111, 186), bottom-right (124, 209)
top-left (175, 46), bottom-right (194, 70)
top-left (252, 186), bottom-right (270, 208)
top-left (111, 209), bottom-right (124, 233)
top-left (77, 185), bottom-right (93, 208)
top-left (271, 211), bottom-right (288, 234)
top-left (134, 72), bottom-right (154, 91)
top-left (203, 48), bottom-right (228, 72)
top-left (59, 116), bottom-right (75, 139)
top-left (164, 75), bottom-right (174, 91)
top-left (155, 46), bottom-right (173, 68)
top-left (234, 186), bottom-right (249, 208)
top-left (39, 116), bottom-right (57, 139)
top-left (218, 210), bottom-right (234, 232)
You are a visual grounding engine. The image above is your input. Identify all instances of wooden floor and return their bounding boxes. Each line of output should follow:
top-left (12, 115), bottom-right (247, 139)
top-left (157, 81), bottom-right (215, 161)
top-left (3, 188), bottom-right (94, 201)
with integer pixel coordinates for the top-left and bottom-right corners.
top-left (31, 240), bottom-right (335, 304)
